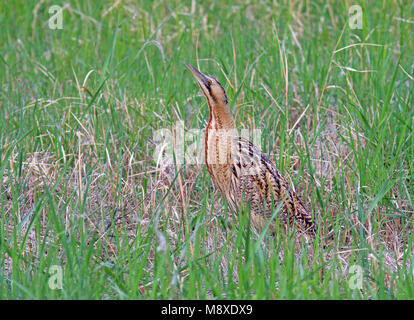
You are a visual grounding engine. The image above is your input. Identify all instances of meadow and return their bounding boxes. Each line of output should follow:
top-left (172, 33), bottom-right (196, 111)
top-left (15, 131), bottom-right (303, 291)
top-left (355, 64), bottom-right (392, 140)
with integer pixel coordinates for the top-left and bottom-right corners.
top-left (0, 0), bottom-right (413, 299)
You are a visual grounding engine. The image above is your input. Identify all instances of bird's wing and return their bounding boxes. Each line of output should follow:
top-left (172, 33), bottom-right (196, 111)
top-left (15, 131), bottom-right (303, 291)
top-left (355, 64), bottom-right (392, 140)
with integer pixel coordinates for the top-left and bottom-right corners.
top-left (229, 136), bottom-right (317, 235)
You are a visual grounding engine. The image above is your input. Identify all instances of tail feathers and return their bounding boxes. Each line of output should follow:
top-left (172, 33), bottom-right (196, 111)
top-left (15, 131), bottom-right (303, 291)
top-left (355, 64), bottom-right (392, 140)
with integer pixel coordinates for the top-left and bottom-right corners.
top-left (293, 197), bottom-right (317, 237)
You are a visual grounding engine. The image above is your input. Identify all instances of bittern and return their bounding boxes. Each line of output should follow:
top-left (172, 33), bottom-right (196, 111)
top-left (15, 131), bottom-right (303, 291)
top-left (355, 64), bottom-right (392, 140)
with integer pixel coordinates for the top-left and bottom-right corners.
top-left (186, 63), bottom-right (316, 237)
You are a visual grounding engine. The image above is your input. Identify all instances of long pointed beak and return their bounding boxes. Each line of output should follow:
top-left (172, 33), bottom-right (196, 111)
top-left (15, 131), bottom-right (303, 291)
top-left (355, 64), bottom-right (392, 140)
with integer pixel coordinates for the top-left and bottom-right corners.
top-left (185, 62), bottom-right (210, 87)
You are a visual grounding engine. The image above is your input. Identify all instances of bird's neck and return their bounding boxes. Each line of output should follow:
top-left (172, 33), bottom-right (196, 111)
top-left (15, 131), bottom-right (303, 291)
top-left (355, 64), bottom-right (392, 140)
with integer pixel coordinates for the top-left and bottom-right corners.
top-left (208, 102), bottom-right (235, 131)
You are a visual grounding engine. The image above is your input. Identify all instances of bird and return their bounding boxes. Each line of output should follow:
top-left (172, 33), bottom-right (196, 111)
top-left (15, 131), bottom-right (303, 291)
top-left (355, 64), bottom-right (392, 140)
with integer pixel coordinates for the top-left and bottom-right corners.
top-left (185, 63), bottom-right (317, 237)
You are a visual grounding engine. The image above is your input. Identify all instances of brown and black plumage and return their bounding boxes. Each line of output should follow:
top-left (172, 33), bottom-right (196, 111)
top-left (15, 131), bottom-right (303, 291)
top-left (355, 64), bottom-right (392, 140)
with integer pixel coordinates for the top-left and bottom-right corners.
top-left (185, 63), bottom-right (316, 237)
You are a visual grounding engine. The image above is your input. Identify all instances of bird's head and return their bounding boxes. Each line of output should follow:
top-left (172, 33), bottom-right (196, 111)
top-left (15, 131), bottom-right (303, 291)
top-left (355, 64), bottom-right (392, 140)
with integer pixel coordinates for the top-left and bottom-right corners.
top-left (185, 63), bottom-right (229, 108)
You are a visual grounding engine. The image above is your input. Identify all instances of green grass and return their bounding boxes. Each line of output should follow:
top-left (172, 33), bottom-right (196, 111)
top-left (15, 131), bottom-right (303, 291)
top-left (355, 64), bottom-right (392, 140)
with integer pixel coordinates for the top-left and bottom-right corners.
top-left (0, 0), bottom-right (413, 299)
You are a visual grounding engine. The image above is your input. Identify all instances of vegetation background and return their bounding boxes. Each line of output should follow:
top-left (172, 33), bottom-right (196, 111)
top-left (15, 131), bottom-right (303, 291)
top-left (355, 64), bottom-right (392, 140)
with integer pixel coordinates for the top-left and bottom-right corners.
top-left (0, 0), bottom-right (413, 299)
